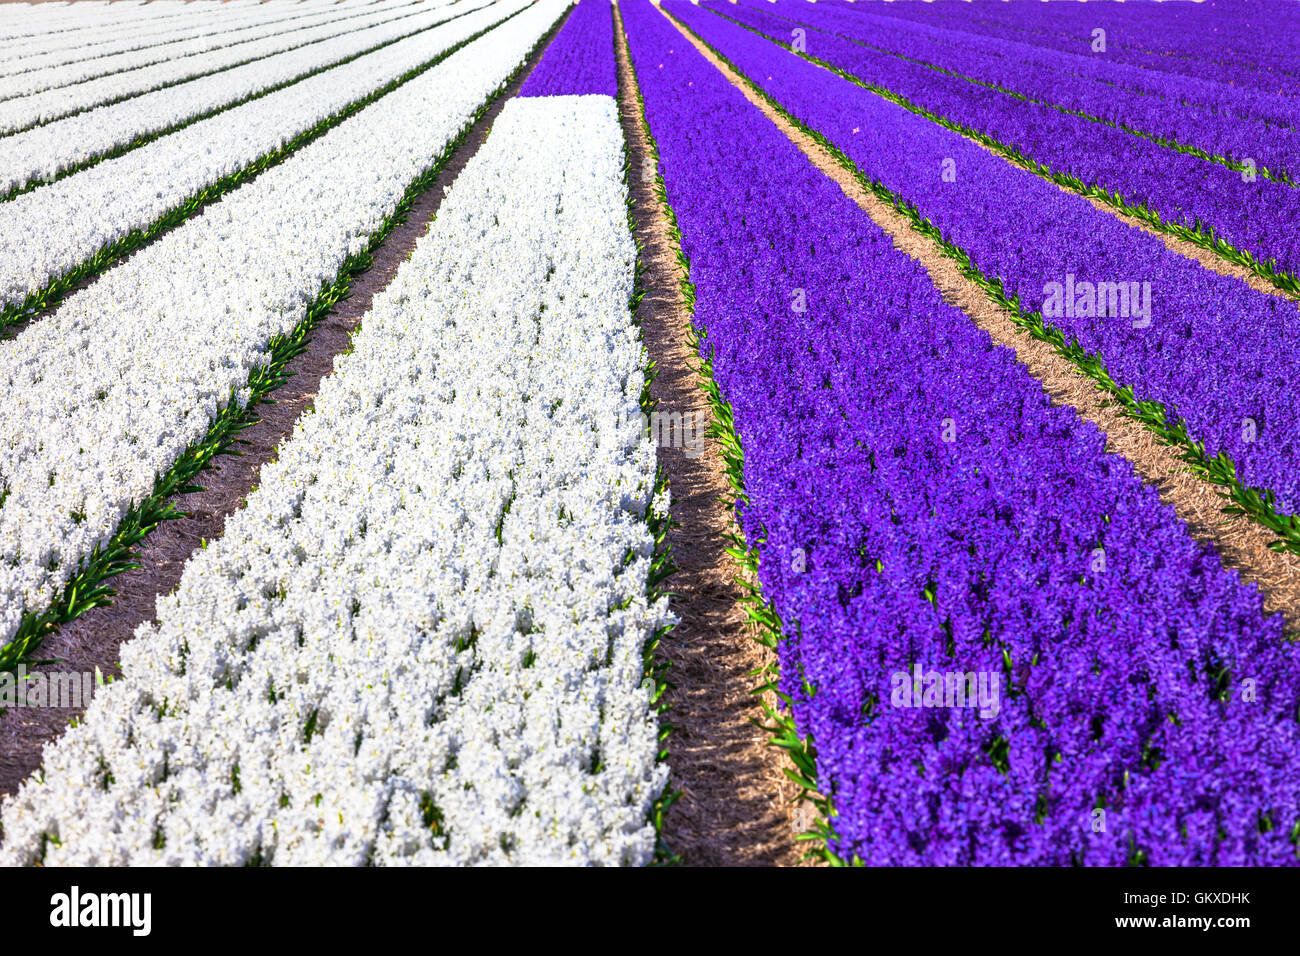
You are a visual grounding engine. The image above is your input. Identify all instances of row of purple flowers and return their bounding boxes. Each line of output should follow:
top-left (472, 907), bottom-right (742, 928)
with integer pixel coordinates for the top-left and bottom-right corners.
top-left (674, 0), bottom-right (1300, 524)
top-left (863, 0), bottom-right (1300, 100)
top-left (747, 0), bottom-right (1300, 183)
top-left (711, 0), bottom-right (1300, 290)
top-left (519, 0), bottom-right (616, 98)
top-left (624, 0), bottom-right (1300, 865)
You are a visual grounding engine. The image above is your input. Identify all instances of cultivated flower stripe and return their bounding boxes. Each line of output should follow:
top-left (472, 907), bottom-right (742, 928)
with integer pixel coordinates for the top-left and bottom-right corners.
top-left (866, 0), bottom-right (1300, 98)
top-left (0, 0), bottom-right (350, 80)
top-left (0, 0), bottom-right (521, 324)
top-left (7, 1), bottom-right (274, 36)
top-left (519, 0), bottom-right (615, 97)
top-left (0, 2), bottom-right (193, 43)
top-left (779, 0), bottom-right (1300, 185)
top-left (0, 0), bottom-right (451, 132)
top-left (0, 0), bottom-right (568, 659)
top-left (0, 1), bottom-right (267, 61)
top-left (0, 0), bottom-right (488, 189)
top-left (710, 1), bottom-right (1300, 287)
top-left (0, 93), bottom-right (670, 868)
top-left (623, 0), bottom-right (1300, 866)
top-left (671, 1), bottom-right (1300, 547)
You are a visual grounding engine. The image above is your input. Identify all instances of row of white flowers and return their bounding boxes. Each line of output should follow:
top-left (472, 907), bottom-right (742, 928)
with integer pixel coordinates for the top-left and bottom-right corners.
top-left (1, 0), bottom-right (342, 67)
top-left (0, 1), bottom-right (237, 44)
top-left (0, 0), bottom-right (514, 307)
top-left (0, 0), bottom-right (347, 78)
top-left (1, 1), bottom-right (151, 39)
top-left (0, 0), bottom-right (448, 128)
top-left (0, 93), bottom-right (669, 867)
top-left (1, 3), bottom-right (214, 60)
top-left (0, 0), bottom-right (567, 647)
top-left (0, 1), bottom-right (470, 173)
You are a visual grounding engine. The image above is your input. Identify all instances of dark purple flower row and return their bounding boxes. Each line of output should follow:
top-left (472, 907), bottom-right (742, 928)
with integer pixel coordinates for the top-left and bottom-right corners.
top-left (622, 0), bottom-right (1300, 865)
top-left (670, 0), bottom-right (1300, 517)
top-left (707, 1), bottom-right (1300, 286)
top-left (736, 0), bottom-right (1300, 182)
top-left (860, 0), bottom-right (1300, 99)
top-left (518, 0), bottom-right (616, 98)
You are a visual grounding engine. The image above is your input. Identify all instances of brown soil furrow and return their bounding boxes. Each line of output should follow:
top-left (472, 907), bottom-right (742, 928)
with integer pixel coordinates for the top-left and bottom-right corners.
top-left (655, 5), bottom-right (1300, 629)
top-left (614, 1), bottom-right (808, 867)
top-left (0, 6), bottom-right (569, 800)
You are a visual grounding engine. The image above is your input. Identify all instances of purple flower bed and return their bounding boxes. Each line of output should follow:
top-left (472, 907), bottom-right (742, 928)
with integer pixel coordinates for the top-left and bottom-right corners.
top-left (518, 0), bottom-right (616, 98)
top-left (669, 0), bottom-right (1300, 519)
top-left (826, 0), bottom-right (1300, 124)
top-left (739, 0), bottom-right (1300, 182)
top-left (707, 1), bottom-right (1300, 282)
top-left (860, 0), bottom-right (1300, 99)
top-left (622, 0), bottom-right (1300, 865)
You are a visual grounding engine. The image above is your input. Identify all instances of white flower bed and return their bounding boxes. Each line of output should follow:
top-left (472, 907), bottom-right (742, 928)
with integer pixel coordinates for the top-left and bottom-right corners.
top-left (0, 0), bottom-right (343, 78)
top-left (0, 2), bottom-right (175, 46)
top-left (0, 0), bottom-right (329, 66)
top-left (0, 0), bottom-right (452, 126)
top-left (0, 0), bottom-right (476, 168)
top-left (0, 0), bottom-right (514, 308)
top-left (0, 93), bottom-right (669, 867)
top-left (0, 1), bottom-right (202, 43)
top-left (0, 0), bottom-right (567, 648)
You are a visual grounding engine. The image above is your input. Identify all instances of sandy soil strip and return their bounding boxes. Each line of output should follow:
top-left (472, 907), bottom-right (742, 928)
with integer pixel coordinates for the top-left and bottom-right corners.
top-left (613, 1), bottom-right (809, 867)
top-left (0, 3), bottom-right (569, 801)
top-left (653, 6), bottom-right (1300, 631)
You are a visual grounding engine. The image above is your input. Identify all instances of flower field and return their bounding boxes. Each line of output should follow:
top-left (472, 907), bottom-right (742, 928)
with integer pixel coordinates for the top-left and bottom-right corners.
top-left (0, 0), bottom-right (1297, 871)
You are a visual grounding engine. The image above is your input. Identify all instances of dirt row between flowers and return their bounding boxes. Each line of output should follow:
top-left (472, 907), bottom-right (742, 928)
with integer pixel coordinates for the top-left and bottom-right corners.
top-left (0, 4), bottom-right (573, 802)
top-left (653, 7), bottom-right (1300, 628)
top-left (613, 1), bottom-right (810, 867)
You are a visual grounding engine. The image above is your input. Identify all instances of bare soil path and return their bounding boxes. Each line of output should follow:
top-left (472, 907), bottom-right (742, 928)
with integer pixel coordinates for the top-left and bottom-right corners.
top-left (614, 1), bottom-right (809, 867)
